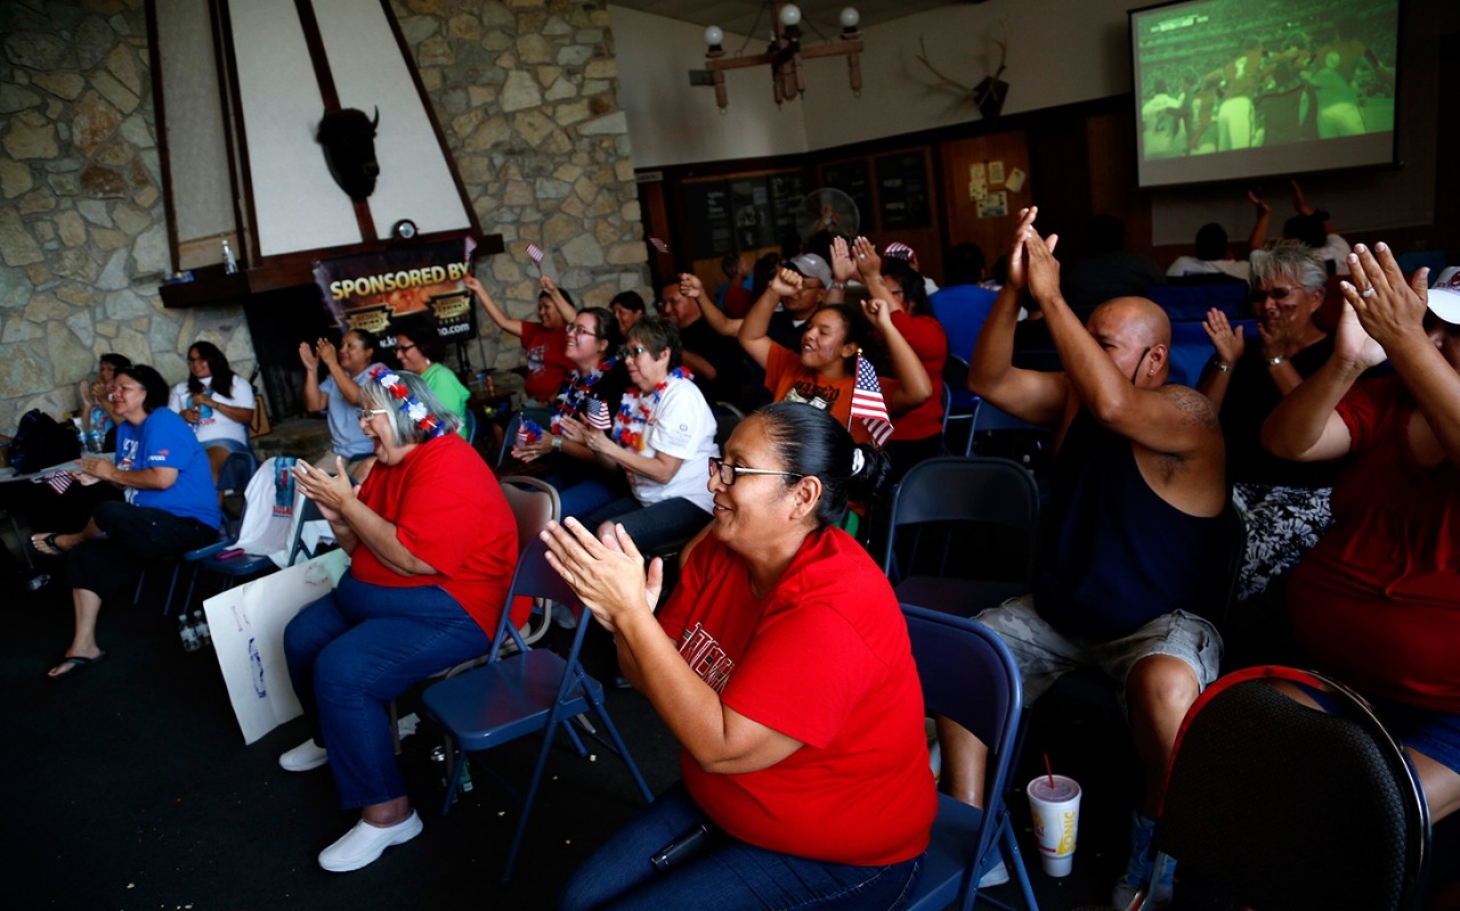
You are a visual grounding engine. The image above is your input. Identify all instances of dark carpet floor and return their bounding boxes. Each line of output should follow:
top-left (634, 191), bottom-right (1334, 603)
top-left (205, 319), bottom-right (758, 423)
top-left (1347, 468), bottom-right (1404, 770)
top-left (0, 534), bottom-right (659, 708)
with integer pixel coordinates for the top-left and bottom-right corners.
top-left (4, 562), bottom-right (1455, 911)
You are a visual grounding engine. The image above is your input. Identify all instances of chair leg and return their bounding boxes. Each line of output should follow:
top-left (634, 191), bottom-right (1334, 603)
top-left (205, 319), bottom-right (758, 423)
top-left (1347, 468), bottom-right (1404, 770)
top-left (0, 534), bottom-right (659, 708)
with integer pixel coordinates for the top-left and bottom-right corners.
top-left (162, 562), bottom-right (182, 617)
top-left (1001, 815), bottom-right (1040, 911)
top-left (439, 744), bottom-right (466, 818)
top-left (502, 705), bottom-right (573, 884)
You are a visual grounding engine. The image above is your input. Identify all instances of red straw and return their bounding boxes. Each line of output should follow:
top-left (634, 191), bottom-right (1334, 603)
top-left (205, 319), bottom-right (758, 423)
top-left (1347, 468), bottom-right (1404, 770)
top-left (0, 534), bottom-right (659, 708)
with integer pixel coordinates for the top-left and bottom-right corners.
top-left (1044, 753), bottom-right (1056, 790)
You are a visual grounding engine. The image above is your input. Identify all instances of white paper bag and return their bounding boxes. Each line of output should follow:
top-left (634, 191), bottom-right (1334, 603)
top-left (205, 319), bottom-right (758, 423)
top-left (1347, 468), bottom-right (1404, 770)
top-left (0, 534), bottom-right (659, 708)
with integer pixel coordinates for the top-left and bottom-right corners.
top-left (204, 549), bottom-right (350, 744)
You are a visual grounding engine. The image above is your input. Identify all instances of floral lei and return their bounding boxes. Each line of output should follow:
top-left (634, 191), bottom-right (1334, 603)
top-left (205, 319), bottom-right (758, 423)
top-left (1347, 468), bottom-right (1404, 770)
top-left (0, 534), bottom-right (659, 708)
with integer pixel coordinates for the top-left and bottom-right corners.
top-left (369, 366), bottom-right (450, 439)
top-left (612, 366), bottom-right (692, 453)
top-left (552, 356), bottom-right (617, 433)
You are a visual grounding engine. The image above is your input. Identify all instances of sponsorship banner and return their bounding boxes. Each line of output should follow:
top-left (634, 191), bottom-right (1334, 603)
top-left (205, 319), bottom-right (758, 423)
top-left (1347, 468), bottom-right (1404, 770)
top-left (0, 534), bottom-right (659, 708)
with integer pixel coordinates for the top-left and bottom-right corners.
top-left (313, 237), bottom-right (478, 351)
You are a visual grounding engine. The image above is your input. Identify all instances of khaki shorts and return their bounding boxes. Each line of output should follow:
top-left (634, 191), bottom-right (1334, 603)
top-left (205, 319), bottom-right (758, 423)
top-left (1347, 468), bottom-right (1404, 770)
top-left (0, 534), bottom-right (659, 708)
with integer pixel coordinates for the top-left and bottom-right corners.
top-left (975, 595), bottom-right (1223, 706)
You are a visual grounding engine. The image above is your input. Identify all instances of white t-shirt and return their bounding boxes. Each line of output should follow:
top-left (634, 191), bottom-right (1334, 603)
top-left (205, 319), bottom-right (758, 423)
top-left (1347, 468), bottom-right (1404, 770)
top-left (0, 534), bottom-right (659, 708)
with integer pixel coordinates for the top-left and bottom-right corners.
top-left (624, 376), bottom-right (717, 513)
top-left (1315, 233), bottom-right (1352, 276)
top-left (169, 374), bottom-right (253, 447)
top-left (1166, 256), bottom-right (1251, 281)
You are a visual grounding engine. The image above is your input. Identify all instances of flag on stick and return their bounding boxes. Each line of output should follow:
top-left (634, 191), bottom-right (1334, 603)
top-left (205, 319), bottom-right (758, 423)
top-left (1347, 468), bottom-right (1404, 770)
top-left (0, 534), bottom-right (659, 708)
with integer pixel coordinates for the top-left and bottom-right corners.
top-left (525, 242), bottom-right (545, 264)
top-left (884, 241), bottom-right (914, 261)
top-left (849, 351), bottom-right (893, 448)
top-left (44, 470), bottom-right (74, 496)
top-left (648, 237), bottom-right (669, 254)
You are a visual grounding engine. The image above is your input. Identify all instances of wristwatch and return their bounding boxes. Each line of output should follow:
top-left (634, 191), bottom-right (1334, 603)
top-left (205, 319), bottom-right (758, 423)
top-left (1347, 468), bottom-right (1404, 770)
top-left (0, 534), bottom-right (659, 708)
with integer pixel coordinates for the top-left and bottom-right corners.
top-left (1267, 355), bottom-right (1286, 366)
top-left (828, 281), bottom-right (846, 291)
top-left (552, 435), bottom-right (563, 452)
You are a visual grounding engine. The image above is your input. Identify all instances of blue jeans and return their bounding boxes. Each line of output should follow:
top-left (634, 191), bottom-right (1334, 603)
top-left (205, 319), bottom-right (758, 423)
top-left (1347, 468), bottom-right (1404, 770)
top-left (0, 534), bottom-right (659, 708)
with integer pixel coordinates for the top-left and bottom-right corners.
top-left (283, 574), bottom-right (491, 808)
top-left (579, 496), bottom-right (711, 554)
top-left (550, 476), bottom-right (619, 521)
top-left (560, 782), bottom-right (923, 911)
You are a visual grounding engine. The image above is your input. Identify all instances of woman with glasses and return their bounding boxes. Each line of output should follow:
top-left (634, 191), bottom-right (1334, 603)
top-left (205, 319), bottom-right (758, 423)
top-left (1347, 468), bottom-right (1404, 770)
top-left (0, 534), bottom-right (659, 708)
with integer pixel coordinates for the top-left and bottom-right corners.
top-left (299, 329), bottom-right (385, 482)
top-left (543, 402), bottom-right (935, 910)
top-left (510, 306), bottom-right (631, 517)
top-left (562, 317), bottom-right (718, 553)
top-left (1198, 241), bottom-right (1360, 598)
top-left (169, 341), bottom-right (256, 485)
top-left (391, 316), bottom-right (470, 438)
top-left (279, 369), bottom-right (519, 872)
top-left (34, 364), bottom-right (222, 678)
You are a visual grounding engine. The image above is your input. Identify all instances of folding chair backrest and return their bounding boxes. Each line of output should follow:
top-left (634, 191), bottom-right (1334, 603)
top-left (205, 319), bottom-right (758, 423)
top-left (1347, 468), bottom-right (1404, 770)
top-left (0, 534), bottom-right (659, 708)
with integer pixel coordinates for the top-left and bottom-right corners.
top-left (496, 413), bottom-right (523, 468)
top-left (883, 456), bottom-right (1040, 586)
top-left (286, 495), bottom-right (327, 566)
top-left (498, 475), bottom-right (561, 555)
top-left (489, 537), bottom-right (588, 658)
top-left (1155, 667), bottom-right (1429, 911)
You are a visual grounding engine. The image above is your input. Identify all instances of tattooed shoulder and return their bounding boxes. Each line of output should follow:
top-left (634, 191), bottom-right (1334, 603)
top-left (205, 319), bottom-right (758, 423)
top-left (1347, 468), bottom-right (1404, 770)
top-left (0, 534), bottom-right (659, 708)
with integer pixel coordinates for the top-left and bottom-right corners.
top-left (1160, 384), bottom-right (1220, 431)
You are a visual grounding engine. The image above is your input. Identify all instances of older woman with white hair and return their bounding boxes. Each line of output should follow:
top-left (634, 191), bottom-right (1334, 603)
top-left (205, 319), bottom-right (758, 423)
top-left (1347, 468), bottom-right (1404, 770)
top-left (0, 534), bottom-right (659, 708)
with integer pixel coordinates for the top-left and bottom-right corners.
top-left (1199, 241), bottom-right (1350, 597)
top-left (279, 368), bottom-right (520, 873)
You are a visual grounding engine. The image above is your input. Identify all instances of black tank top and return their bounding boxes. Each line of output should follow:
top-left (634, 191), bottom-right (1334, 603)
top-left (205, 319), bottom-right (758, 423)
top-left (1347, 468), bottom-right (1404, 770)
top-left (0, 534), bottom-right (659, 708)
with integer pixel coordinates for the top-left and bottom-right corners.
top-left (1034, 408), bottom-right (1233, 639)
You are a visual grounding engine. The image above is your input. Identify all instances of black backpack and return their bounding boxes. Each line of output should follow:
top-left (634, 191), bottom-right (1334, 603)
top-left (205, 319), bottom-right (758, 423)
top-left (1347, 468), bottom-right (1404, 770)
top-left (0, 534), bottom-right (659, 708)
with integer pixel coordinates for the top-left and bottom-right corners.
top-left (9, 409), bottom-right (80, 474)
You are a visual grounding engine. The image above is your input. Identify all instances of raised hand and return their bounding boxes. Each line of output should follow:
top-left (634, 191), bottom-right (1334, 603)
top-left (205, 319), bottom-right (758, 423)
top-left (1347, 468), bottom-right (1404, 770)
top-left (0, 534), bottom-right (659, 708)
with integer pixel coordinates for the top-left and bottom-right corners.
top-left (862, 297), bottom-right (894, 334)
top-left (1343, 242), bottom-right (1430, 354)
top-left (1019, 216), bottom-right (1062, 304)
top-left (829, 236), bottom-right (858, 284)
top-left (463, 274), bottom-right (485, 295)
top-left (1202, 307), bottom-right (1246, 365)
top-left (1332, 299), bottom-right (1388, 371)
top-left (540, 518), bottom-right (661, 633)
top-left (539, 274), bottom-right (558, 293)
top-left (678, 272), bottom-right (705, 300)
top-left (298, 341), bottom-right (320, 370)
top-left (292, 457), bottom-right (355, 522)
top-left (316, 338), bottom-right (339, 368)
top-left (852, 236), bottom-right (882, 279)
top-left (769, 266), bottom-right (802, 298)
top-left (1247, 189), bottom-right (1270, 215)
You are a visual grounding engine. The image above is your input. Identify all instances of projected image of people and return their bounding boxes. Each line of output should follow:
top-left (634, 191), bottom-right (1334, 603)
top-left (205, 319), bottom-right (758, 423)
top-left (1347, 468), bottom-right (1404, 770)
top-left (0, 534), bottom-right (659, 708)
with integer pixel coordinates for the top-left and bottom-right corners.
top-left (1133, 0), bottom-right (1397, 186)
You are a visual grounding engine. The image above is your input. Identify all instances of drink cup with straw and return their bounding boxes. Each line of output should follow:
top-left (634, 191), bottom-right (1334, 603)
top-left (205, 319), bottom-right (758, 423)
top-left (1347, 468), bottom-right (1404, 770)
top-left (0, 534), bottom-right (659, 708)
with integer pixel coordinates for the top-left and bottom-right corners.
top-left (1027, 754), bottom-right (1082, 877)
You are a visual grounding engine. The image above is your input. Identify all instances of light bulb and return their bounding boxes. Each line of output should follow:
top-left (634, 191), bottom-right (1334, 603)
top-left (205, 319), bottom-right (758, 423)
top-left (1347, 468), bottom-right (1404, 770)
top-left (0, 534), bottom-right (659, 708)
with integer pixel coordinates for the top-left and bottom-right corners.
top-left (704, 25), bottom-right (723, 47)
top-left (839, 8), bottom-right (860, 30)
top-left (779, 4), bottom-right (802, 28)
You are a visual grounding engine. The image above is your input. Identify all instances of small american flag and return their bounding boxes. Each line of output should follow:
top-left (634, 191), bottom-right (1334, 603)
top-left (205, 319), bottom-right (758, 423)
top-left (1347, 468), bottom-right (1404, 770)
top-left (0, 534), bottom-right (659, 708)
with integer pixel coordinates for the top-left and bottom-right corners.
top-left (44, 470), bottom-right (74, 496)
top-left (586, 397), bottom-right (612, 430)
top-left (850, 352), bottom-right (893, 448)
top-left (525, 242), bottom-right (545, 264)
top-left (648, 236), bottom-right (669, 254)
top-left (884, 241), bottom-right (914, 261)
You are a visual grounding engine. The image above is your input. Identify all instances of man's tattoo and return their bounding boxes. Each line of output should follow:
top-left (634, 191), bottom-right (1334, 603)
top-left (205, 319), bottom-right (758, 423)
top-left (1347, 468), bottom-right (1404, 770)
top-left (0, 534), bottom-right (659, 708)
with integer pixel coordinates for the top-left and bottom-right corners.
top-left (1161, 385), bottom-right (1220, 431)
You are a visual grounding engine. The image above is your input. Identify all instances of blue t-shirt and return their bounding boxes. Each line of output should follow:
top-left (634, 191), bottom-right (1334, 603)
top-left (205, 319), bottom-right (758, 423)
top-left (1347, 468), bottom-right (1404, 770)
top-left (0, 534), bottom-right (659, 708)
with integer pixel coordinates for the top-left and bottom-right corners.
top-left (115, 408), bottom-right (222, 529)
top-left (320, 362), bottom-right (383, 458)
top-left (930, 284), bottom-right (998, 364)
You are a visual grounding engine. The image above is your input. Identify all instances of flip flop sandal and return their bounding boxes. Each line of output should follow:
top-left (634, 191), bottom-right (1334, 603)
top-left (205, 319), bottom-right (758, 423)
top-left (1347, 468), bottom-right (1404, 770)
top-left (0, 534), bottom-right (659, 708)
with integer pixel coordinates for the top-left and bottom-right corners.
top-left (30, 533), bottom-right (63, 556)
top-left (48, 651), bottom-right (107, 679)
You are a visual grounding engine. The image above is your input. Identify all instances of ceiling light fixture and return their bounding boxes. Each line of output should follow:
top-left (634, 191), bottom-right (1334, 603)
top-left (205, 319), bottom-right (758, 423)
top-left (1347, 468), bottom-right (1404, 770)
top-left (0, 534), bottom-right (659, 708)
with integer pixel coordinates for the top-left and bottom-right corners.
top-left (703, 3), bottom-right (863, 112)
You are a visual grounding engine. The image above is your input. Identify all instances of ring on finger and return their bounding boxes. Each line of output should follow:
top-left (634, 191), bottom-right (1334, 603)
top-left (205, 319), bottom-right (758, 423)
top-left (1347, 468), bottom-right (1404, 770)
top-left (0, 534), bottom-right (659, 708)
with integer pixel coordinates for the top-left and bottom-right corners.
top-left (1361, 287), bottom-right (1377, 299)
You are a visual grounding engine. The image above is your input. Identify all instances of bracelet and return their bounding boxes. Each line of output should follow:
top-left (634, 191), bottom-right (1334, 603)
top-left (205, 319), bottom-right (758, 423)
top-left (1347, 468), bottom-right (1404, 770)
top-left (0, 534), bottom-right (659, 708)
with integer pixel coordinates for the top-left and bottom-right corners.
top-left (1267, 355), bottom-right (1286, 366)
top-left (552, 435), bottom-right (562, 453)
top-left (828, 281), bottom-right (846, 291)
top-left (1214, 362), bottom-right (1231, 373)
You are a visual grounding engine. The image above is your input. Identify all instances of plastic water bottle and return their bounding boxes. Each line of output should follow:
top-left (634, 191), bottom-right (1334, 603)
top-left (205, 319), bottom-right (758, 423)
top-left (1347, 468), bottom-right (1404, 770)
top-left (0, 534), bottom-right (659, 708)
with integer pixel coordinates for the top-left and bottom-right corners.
top-left (179, 613), bottom-right (200, 652)
top-left (192, 610), bottom-right (212, 647)
top-left (84, 428), bottom-right (103, 453)
top-left (222, 238), bottom-right (238, 274)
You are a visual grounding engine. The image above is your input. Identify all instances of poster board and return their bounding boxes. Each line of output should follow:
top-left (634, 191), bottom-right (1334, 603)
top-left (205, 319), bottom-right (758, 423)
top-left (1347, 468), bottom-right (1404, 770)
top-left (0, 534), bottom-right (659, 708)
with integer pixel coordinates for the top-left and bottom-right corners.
top-left (204, 549), bottom-right (350, 745)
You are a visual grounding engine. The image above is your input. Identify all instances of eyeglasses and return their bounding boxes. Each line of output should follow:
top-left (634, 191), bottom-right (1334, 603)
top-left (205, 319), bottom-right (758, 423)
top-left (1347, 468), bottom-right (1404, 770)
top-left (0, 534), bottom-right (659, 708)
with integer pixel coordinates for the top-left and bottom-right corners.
top-left (625, 345), bottom-right (653, 357)
top-left (708, 456), bottom-right (803, 487)
top-left (568, 324), bottom-right (601, 339)
top-left (357, 408), bottom-right (390, 423)
top-left (1251, 286), bottom-right (1300, 303)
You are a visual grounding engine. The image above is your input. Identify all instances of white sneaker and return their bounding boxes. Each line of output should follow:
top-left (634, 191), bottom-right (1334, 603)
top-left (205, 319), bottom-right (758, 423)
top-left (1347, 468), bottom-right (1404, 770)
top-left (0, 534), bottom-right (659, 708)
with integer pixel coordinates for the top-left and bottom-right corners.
top-left (318, 812), bottom-right (423, 872)
top-left (978, 859), bottom-right (1010, 888)
top-left (279, 738), bottom-right (328, 772)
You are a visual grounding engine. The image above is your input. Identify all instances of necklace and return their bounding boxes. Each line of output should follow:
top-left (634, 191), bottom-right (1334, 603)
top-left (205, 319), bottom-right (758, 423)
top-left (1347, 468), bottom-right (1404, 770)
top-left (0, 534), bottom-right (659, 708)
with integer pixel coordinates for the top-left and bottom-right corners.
top-left (552, 357), bottom-right (617, 432)
top-left (612, 366), bottom-right (691, 452)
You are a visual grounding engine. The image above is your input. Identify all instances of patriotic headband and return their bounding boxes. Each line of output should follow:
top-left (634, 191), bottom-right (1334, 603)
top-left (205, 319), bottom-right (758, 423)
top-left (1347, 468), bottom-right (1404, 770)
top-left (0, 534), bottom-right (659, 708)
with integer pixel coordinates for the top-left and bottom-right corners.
top-left (884, 242), bottom-right (915, 261)
top-left (369, 367), bottom-right (450, 439)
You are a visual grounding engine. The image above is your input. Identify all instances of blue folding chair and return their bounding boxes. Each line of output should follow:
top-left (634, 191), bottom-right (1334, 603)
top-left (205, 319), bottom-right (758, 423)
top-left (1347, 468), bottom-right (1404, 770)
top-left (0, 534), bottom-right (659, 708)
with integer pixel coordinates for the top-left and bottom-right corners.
top-left (420, 538), bottom-right (654, 883)
top-left (902, 604), bottom-right (1038, 911)
top-left (496, 412), bottom-right (522, 468)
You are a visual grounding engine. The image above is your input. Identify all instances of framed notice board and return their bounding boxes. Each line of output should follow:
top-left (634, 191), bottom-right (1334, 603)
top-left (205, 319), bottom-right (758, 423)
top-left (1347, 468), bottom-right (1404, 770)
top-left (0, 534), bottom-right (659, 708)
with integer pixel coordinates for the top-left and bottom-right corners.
top-left (684, 180), bottom-right (735, 260)
top-left (684, 168), bottom-right (806, 259)
top-left (875, 151), bottom-right (932, 230)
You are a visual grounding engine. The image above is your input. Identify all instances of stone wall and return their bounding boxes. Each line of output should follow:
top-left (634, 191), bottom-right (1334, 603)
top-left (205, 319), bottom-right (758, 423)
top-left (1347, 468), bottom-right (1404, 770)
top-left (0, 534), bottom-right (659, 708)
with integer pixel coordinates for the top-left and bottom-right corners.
top-left (391, 0), bottom-right (647, 373)
top-left (0, 0), bottom-right (256, 435)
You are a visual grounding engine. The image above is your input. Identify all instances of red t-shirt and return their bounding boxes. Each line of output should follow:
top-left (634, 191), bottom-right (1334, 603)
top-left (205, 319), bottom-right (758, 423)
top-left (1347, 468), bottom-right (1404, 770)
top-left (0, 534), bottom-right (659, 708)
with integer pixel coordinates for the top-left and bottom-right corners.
top-left (1289, 376), bottom-right (1460, 713)
top-left (888, 310), bottom-right (946, 442)
top-left (519, 322), bottom-right (573, 402)
top-left (723, 283), bottom-right (756, 319)
top-left (764, 345), bottom-right (873, 445)
top-left (350, 434), bottom-right (524, 636)
top-left (657, 528), bottom-right (937, 865)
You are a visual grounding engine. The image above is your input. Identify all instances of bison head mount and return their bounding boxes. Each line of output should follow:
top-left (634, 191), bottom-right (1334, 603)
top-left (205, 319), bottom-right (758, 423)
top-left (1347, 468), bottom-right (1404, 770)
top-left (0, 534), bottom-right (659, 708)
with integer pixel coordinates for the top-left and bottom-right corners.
top-left (317, 107), bottom-right (380, 201)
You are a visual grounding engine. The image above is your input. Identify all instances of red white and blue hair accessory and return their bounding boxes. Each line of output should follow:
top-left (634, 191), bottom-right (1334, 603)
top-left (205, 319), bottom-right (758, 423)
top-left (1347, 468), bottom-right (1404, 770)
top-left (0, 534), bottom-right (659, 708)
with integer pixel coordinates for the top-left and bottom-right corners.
top-left (369, 366), bottom-right (450, 439)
